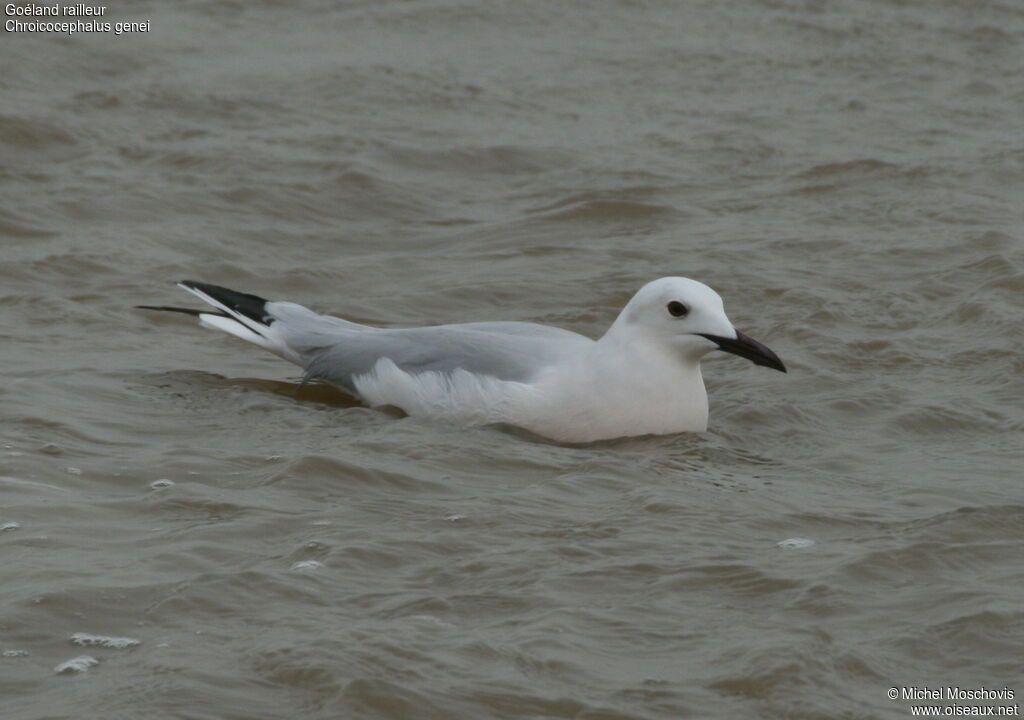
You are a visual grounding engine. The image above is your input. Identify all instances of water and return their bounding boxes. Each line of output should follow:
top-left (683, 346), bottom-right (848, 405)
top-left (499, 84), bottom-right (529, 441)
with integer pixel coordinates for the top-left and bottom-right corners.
top-left (1, 0), bottom-right (1022, 718)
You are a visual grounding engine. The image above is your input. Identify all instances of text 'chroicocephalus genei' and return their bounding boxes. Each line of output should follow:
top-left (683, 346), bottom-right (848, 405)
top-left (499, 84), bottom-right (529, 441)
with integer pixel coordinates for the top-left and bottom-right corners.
top-left (138, 278), bottom-right (785, 442)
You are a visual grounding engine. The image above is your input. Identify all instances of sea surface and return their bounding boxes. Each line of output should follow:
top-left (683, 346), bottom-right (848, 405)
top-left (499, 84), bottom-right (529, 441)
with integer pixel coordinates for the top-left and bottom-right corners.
top-left (1, 1), bottom-right (1022, 718)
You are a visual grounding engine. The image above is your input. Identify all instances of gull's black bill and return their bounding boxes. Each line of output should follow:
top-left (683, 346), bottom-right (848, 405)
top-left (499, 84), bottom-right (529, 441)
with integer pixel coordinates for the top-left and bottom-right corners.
top-left (698, 330), bottom-right (787, 373)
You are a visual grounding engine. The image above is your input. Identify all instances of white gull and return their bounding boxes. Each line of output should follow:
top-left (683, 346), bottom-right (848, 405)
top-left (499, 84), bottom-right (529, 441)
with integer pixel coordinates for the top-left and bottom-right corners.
top-left (139, 277), bottom-right (785, 442)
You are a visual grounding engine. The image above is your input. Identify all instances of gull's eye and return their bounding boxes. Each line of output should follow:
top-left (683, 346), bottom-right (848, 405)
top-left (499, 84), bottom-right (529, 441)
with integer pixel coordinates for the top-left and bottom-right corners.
top-left (667, 301), bottom-right (689, 318)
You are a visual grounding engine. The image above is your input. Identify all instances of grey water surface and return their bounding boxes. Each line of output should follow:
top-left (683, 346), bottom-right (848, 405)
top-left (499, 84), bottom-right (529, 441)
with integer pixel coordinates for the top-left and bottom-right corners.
top-left (1, 1), bottom-right (1022, 718)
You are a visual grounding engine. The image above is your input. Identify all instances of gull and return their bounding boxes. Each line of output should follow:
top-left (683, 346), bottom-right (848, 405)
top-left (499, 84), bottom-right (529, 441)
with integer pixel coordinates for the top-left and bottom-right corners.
top-left (138, 278), bottom-right (785, 442)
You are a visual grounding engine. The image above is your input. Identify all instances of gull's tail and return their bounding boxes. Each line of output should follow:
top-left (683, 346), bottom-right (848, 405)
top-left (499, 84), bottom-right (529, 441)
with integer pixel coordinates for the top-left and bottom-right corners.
top-left (137, 281), bottom-right (300, 363)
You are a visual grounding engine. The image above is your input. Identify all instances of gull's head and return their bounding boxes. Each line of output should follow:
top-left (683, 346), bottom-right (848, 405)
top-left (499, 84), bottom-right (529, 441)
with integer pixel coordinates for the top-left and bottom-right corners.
top-left (610, 277), bottom-right (786, 372)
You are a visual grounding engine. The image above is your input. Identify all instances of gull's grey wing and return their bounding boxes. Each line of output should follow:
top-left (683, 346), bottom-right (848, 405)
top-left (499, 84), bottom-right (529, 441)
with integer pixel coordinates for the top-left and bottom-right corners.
top-left (290, 321), bottom-right (592, 393)
top-left (454, 321), bottom-right (591, 341)
top-left (144, 285), bottom-right (595, 394)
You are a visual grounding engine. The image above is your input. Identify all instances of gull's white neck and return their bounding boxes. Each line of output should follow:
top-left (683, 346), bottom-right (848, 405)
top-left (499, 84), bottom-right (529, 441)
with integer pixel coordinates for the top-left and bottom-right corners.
top-left (523, 323), bottom-right (709, 442)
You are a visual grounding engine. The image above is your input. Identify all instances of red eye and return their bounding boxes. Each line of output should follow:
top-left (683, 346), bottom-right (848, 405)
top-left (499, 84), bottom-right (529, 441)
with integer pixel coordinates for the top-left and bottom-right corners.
top-left (667, 301), bottom-right (688, 317)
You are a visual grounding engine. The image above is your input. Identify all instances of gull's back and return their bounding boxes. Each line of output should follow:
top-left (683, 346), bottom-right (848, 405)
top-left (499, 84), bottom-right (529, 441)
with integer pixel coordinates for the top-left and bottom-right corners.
top-left (294, 318), bottom-right (593, 393)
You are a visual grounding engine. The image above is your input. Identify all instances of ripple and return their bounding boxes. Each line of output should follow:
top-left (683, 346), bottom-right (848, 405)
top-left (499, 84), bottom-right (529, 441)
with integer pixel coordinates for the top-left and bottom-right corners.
top-left (0, 208), bottom-right (56, 239)
top-left (542, 199), bottom-right (680, 222)
top-left (383, 143), bottom-right (569, 175)
top-left (791, 158), bottom-right (898, 180)
top-left (664, 563), bottom-right (804, 597)
top-left (0, 114), bottom-right (77, 150)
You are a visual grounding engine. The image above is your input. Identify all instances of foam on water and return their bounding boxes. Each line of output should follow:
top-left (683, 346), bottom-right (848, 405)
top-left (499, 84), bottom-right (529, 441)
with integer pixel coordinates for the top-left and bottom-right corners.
top-left (70, 633), bottom-right (141, 649)
top-left (54, 655), bottom-right (98, 674)
top-left (290, 560), bottom-right (323, 571)
top-left (777, 538), bottom-right (816, 549)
